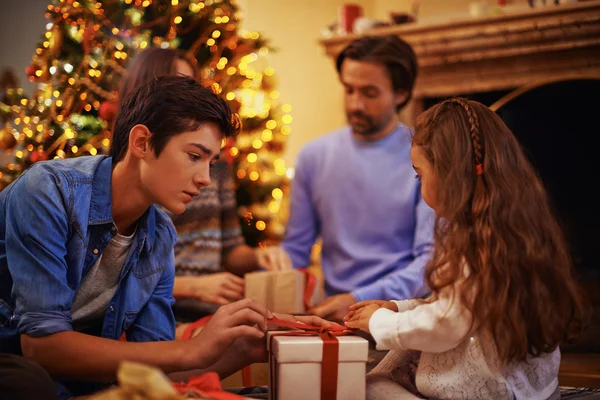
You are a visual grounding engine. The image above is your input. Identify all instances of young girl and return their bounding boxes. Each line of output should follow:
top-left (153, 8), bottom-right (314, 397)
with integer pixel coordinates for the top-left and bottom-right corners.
top-left (345, 98), bottom-right (590, 399)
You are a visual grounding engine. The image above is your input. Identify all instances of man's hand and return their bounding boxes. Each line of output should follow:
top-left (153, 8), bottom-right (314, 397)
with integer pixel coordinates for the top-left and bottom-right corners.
top-left (178, 273), bottom-right (245, 305)
top-left (348, 300), bottom-right (399, 314)
top-left (190, 298), bottom-right (271, 368)
top-left (255, 246), bottom-right (293, 271)
top-left (343, 300), bottom-right (398, 334)
top-left (269, 313), bottom-right (341, 330)
top-left (309, 293), bottom-right (356, 323)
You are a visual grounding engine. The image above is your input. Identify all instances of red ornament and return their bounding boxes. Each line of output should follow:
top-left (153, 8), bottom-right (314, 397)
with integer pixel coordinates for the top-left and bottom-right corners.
top-left (83, 25), bottom-right (96, 54)
top-left (25, 64), bottom-right (37, 78)
top-left (29, 149), bottom-right (48, 163)
top-left (338, 4), bottom-right (363, 34)
top-left (98, 100), bottom-right (118, 122)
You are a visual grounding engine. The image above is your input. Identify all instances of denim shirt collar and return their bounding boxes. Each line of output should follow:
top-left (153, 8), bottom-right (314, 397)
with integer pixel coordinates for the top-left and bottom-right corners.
top-left (88, 157), bottom-right (113, 226)
top-left (88, 156), bottom-right (155, 254)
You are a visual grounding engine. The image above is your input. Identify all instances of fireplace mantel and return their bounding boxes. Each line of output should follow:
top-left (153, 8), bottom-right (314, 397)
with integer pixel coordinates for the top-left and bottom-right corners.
top-left (320, 1), bottom-right (600, 99)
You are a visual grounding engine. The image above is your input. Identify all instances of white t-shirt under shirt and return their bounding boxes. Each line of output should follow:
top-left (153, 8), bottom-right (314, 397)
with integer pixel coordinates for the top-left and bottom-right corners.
top-left (71, 229), bottom-right (136, 331)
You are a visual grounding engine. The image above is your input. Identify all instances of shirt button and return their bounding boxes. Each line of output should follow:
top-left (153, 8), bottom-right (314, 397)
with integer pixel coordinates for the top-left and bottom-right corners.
top-left (93, 248), bottom-right (99, 254)
top-left (109, 306), bottom-right (115, 312)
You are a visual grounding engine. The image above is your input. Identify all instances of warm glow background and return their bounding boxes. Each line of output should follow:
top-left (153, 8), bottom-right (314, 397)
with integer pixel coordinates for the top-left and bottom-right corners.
top-left (1, 0), bottom-right (492, 168)
top-left (239, 0), bottom-right (481, 167)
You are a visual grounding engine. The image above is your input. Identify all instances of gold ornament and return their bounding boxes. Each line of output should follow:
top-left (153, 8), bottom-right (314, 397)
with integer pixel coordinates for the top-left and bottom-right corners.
top-left (48, 25), bottom-right (64, 57)
top-left (0, 125), bottom-right (17, 151)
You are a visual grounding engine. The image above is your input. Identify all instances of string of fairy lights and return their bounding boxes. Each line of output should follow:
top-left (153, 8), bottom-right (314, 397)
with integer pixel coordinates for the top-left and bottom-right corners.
top-left (0, 0), bottom-right (293, 241)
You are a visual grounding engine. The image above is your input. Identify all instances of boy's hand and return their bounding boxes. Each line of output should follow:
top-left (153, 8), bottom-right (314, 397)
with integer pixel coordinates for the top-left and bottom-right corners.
top-left (343, 300), bottom-right (398, 334)
top-left (227, 313), bottom-right (341, 365)
top-left (190, 298), bottom-right (271, 368)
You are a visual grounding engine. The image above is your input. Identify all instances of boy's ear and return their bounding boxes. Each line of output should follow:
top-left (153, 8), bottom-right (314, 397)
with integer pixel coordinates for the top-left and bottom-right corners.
top-left (128, 124), bottom-right (152, 160)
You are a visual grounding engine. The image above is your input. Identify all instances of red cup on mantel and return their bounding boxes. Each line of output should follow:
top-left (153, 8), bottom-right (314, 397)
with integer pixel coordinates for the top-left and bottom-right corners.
top-left (338, 4), bottom-right (363, 34)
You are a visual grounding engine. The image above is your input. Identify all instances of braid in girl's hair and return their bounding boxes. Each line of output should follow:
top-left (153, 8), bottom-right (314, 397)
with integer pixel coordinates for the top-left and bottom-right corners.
top-left (447, 98), bottom-right (484, 176)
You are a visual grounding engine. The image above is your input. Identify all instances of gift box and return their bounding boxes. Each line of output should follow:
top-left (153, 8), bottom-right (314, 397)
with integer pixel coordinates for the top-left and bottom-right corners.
top-left (267, 330), bottom-right (369, 400)
top-left (245, 269), bottom-right (324, 314)
top-left (88, 361), bottom-right (249, 400)
top-left (221, 362), bottom-right (269, 388)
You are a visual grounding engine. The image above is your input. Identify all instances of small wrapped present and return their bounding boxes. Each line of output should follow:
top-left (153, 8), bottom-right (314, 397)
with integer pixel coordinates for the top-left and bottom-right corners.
top-left (245, 269), bottom-right (324, 314)
top-left (88, 361), bottom-right (248, 400)
top-left (267, 318), bottom-right (369, 400)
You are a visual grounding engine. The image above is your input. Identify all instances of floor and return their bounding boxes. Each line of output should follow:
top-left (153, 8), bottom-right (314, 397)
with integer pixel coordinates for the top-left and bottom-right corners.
top-left (559, 353), bottom-right (600, 389)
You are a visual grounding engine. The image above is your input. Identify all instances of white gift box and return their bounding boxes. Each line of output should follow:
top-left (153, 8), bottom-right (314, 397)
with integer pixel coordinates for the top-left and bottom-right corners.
top-left (267, 331), bottom-right (369, 400)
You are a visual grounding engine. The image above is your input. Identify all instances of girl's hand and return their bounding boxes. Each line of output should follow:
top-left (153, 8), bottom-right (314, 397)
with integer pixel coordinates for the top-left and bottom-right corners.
top-left (343, 300), bottom-right (398, 333)
top-left (343, 304), bottom-right (381, 333)
top-left (344, 300), bottom-right (398, 322)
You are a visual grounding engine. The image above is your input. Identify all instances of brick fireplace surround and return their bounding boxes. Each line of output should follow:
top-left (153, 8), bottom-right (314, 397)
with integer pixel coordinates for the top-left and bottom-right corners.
top-left (321, 0), bottom-right (600, 388)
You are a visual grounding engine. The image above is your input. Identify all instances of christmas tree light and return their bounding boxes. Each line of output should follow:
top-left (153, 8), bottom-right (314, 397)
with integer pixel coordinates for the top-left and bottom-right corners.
top-left (0, 0), bottom-right (291, 245)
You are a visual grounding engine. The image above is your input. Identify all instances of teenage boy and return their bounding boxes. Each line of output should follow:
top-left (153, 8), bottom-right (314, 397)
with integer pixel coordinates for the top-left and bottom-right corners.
top-left (0, 76), bottom-right (331, 398)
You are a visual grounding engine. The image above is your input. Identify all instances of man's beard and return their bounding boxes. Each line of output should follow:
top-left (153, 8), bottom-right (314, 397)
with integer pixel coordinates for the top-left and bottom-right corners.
top-left (347, 111), bottom-right (382, 136)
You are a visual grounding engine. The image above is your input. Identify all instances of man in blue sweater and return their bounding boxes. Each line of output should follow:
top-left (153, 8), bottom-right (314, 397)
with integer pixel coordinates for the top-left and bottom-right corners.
top-left (257, 35), bottom-right (435, 322)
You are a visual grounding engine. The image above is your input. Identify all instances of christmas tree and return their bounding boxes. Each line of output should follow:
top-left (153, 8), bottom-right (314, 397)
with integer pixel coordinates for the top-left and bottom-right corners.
top-left (0, 0), bottom-right (293, 246)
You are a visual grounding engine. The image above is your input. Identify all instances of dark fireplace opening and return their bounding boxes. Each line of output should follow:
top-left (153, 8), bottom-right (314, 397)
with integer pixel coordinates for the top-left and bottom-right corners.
top-left (424, 79), bottom-right (600, 352)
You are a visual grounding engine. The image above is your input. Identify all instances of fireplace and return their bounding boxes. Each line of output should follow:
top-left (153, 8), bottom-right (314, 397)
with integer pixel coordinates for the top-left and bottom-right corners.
top-left (423, 77), bottom-right (600, 353)
top-left (321, 0), bottom-right (600, 383)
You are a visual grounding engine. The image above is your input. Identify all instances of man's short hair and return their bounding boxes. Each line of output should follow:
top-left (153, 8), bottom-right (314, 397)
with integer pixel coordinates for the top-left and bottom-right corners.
top-left (110, 75), bottom-right (240, 164)
top-left (336, 35), bottom-right (418, 111)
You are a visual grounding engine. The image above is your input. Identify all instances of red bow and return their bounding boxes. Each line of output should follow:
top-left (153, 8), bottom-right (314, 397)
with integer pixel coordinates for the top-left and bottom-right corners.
top-left (299, 268), bottom-right (318, 312)
top-left (171, 372), bottom-right (246, 399)
top-left (268, 317), bottom-right (354, 400)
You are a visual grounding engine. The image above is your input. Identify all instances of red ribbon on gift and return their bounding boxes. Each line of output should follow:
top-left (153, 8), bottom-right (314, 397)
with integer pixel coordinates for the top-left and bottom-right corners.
top-left (267, 317), bottom-right (354, 400)
top-left (299, 268), bottom-right (318, 312)
top-left (172, 371), bottom-right (246, 399)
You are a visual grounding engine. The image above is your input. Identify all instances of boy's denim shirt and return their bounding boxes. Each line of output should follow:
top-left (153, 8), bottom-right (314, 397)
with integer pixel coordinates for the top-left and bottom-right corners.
top-left (0, 155), bottom-right (177, 397)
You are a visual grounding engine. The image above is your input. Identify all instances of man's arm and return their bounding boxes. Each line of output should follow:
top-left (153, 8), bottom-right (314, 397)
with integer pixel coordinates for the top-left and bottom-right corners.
top-left (352, 195), bottom-right (436, 301)
top-left (279, 148), bottom-right (320, 268)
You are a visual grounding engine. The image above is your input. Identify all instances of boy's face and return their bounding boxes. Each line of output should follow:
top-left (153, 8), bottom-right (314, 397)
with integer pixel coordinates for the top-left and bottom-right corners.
top-left (140, 122), bottom-right (222, 214)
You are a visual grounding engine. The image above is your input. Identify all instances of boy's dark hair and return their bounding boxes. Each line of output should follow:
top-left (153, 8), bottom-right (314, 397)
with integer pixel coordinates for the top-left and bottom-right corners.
top-left (110, 75), bottom-right (240, 164)
top-left (336, 35), bottom-right (418, 111)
